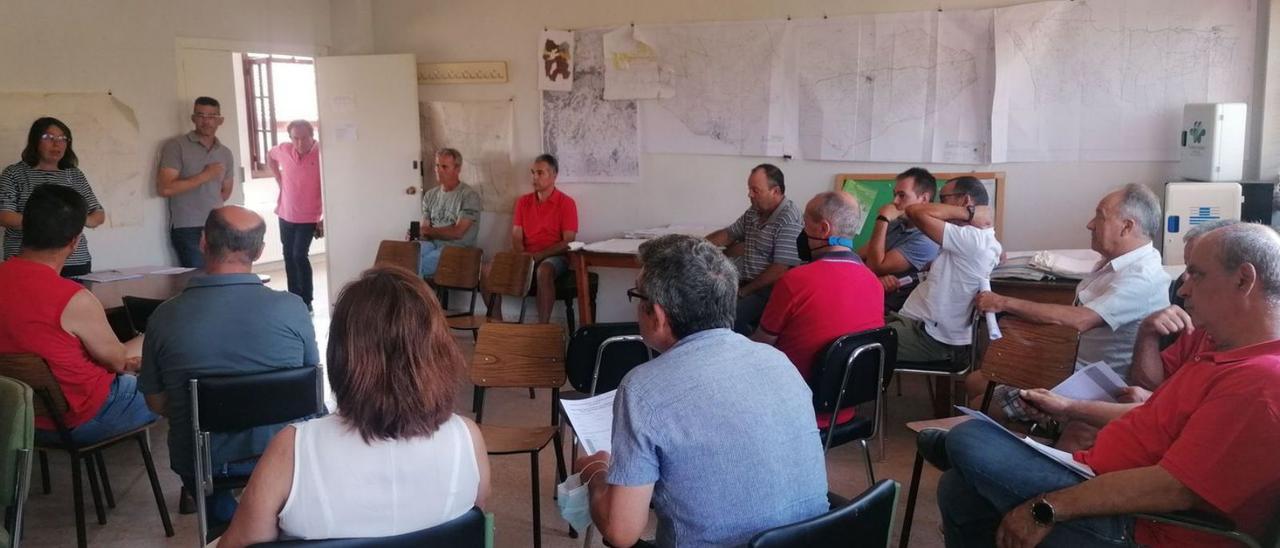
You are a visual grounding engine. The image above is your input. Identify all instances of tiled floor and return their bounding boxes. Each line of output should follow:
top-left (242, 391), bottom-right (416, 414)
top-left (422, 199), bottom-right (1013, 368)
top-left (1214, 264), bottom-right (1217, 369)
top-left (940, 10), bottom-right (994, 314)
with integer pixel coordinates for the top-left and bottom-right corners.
top-left (17, 259), bottom-right (951, 547)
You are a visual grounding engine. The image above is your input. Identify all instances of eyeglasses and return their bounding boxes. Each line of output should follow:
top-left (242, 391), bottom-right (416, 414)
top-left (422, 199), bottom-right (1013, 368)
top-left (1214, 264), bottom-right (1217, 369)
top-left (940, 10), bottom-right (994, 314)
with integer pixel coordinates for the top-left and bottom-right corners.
top-left (626, 287), bottom-right (649, 303)
top-left (40, 134), bottom-right (70, 143)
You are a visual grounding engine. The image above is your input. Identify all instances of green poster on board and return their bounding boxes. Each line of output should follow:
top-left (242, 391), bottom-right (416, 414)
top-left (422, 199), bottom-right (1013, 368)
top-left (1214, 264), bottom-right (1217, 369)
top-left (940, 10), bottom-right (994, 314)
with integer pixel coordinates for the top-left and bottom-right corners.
top-left (840, 178), bottom-right (946, 250)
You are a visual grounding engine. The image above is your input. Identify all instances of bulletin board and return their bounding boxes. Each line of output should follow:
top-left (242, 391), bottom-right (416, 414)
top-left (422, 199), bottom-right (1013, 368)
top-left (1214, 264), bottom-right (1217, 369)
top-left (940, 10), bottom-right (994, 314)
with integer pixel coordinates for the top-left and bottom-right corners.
top-left (835, 171), bottom-right (1006, 250)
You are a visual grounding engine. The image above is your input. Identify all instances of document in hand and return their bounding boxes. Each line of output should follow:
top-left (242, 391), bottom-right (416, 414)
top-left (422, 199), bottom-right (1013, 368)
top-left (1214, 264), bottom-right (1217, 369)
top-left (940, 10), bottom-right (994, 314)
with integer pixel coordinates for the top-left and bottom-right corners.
top-left (1051, 361), bottom-right (1127, 403)
top-left (955, 406), bottom-right (1096, 478)
top-left (559, 390), bottom-right (616, 455)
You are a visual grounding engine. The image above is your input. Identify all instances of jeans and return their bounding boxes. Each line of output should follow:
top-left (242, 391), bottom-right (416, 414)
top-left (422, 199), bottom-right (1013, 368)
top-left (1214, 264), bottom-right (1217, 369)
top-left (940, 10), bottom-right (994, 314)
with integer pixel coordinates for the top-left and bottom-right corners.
top-left (35, 375), bottom-right (157, 446)
top-left (733, 285), bottom-right (772, 335)
top-left (170, 227), bottom-right (205, 269)
top-left (418, 239), bottom-right (446, 278)
top-left (938, 420), bottom-right (1135, 548)
top-left (279, 219), bottom-right (316, 306)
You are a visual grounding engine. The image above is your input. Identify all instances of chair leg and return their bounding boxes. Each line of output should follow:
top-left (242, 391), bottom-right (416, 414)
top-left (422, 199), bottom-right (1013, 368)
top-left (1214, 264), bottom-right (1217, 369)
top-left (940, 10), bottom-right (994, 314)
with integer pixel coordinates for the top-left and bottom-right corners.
top-left (84, 453), bottom-right (107, 525)
top-left (528, 388), bottom-right (536, 400)
top-left (860, 439), bottom-right (876, 487)
top-left (979, 381), bottom-right (997, 414)
top-left (135, 432), bottom-right (174, 537)
top-left (552, 429), bottom-right (568, 484)
top-left (899, 451), bottom-right (926, 548)
top-left (474, 387), bottom-right (487, 423)
top-left (70, 453), bottom-right (87, 548)
top-left (530, 452), bottom-right (542, 548)
top-left (563, 299), bottom-right (576, 334)
top-left (38, 450), bottom-right (49, 494)
top-left (94, 452), bottom-right (115, 509)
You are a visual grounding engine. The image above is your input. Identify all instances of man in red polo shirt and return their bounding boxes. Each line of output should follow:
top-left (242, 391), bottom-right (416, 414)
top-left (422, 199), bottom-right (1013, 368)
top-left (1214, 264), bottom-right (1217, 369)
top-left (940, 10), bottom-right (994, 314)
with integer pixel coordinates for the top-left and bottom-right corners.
top-left (936, 223), bottom-right (1280, 548)
top-left (490, 154), bottom-right (578, 323)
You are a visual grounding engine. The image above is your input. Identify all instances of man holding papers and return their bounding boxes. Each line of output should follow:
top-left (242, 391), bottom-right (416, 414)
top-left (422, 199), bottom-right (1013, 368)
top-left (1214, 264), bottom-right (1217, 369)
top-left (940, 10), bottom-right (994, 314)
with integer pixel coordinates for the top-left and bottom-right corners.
top-left (937, 224), bottom-right (1280, 548)
top-left (573, 235), bottom-right (828, 548)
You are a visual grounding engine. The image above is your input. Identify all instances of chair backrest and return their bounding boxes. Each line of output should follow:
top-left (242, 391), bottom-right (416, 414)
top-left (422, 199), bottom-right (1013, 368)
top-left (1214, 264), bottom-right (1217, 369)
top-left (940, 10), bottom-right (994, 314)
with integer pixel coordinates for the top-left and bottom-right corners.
top-left (976, 315), bottom-right (1078, 392)
top-left (811, 327), bottom-right (897, 415)
top-left (122, 295), bottom-right (165, 334)
top-left (104, 306), bottom-right (137, 342)
top-left (0, 376), bottom-right (33, 508)
top-left (472, 323), bottom-right (565, 389)
top-left (748, 480), bottom-right (899, 547)
top-left (482, 251), bottom-right (534, 299)
top-left (0, 355), bottom-right (68, 422)
top-left (565, 322), bottom-right (651, 394)
top-left (248, 506), bottom-right (488, 547)
top-left (192, 366), bottom-right (324, 434)
top-left (433, 247), bottom-right (483, 290)
top-left (373, 240), bottom-right (420, 273)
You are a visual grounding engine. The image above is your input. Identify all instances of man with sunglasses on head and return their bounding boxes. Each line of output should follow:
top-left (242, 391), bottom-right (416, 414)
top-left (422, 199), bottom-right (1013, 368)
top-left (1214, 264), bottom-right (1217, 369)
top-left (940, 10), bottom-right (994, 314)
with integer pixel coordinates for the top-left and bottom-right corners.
top-left (157, 96), bottom-right (238, 268)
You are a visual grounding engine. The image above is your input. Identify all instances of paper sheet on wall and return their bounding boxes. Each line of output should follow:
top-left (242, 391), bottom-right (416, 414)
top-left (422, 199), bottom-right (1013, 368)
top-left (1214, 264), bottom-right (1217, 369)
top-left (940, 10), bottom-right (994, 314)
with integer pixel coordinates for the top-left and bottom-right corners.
top-left (0, 93), bottom-right (143, 228)
top-left (638, 20), bottom-right (795, 157)
top-left (559, 390), bottom-right (616, 455)
top-left (602, 26), bottom-right (673, 100)
top-left (992, 0), bottom-right (1255, 162)
top-left (539, 29), bottom-right (575, 91)
top-left (420, 100), bottom-right (518, 213)
top-left (541, 28), bottom-right (641, 183)
top-left (795, 10), bottom-right (994, 164)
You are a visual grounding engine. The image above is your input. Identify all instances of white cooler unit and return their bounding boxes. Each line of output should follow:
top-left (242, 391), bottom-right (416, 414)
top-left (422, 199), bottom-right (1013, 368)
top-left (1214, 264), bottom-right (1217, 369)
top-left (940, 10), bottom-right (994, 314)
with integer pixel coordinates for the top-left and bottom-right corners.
top-left (1163, 181), bottom-right (1242, 265)
top-left (1178, 103), bottom-right (1247, 182)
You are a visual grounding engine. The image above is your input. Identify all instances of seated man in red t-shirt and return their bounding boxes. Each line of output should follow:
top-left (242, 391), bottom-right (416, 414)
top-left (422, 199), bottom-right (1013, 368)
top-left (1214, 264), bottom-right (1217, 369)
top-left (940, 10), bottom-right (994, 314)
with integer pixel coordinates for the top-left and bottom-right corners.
top-left (752, 191), bottom-right (883, 426)
top-left (487, 154), bottom-right (578, 323)
top-left (936, 223), bottom-right (1280, 548)
top-left (0, 185), bottom-right (154, 445)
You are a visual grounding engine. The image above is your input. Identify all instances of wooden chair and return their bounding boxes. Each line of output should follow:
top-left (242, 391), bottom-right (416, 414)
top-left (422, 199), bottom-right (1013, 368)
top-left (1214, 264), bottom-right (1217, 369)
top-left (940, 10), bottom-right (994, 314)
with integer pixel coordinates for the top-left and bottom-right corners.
top-left (373, 240), bottom-right (420, 273)
top-left (973, 315), bottom-right (1079, 412)
top-left (0, 354), bottom-right (172, 548)
top-left (432, 247), bottom-right (485, 340)
top-left (470, 323), bottom-right (569, 548)
top-left (899, 314), bottom-right (1078, 548)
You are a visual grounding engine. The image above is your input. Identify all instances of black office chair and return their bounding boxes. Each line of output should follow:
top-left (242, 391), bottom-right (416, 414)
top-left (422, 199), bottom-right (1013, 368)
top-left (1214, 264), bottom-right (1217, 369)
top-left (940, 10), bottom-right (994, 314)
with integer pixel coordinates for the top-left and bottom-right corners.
top-left (121, 296), bottom-right (165, 334)
top-left (564, 322), bottom-right (653, 396)
top-left (191, 366), bottom-right (325, 545)
top-left (249, 506), bottom-right (489, 547)
top-left (748, 480), bottom-right (900, 548)
top-left (810, 327), bottom-right (896, 489)
top-left (1132, 509), bottom-right (1280, 548)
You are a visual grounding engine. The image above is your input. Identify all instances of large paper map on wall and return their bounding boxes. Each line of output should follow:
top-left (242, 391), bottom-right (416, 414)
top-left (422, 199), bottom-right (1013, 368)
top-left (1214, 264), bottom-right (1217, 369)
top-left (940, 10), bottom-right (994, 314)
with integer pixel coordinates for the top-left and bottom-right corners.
top-left (0, 93), bottom-right (142, 227)
top-left (638, 20), bottom-right (793, 157)
top-left (420, 100), bottom-right (517, 213)
top-left (796, 10), bottom-right (994, 164)
top-left (541, 28), bottom-right (641, 183)
top-left (993, 0), bottom-right (1255, 162)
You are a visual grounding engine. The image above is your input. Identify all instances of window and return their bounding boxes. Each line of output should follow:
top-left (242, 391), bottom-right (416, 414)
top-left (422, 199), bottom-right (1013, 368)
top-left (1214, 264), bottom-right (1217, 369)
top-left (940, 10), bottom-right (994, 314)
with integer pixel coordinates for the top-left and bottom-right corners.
top-left (242, 53), bottom-right (317, 179)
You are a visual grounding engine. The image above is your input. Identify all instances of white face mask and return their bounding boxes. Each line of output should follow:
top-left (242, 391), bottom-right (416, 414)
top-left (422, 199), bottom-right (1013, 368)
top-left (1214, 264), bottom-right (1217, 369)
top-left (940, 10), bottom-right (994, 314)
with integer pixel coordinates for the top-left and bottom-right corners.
top-left (556, 468), bottom-right (604, 532)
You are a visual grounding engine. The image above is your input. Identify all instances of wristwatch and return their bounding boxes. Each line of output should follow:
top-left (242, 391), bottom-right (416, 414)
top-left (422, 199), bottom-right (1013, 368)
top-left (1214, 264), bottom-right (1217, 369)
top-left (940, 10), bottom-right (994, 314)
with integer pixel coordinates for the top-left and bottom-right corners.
top-left (1031, 498), bottom-right (1056, 527)
top-left (876, 215), bottom-right (891, 223)
top-left (965, 205), bottom-right (976, 222)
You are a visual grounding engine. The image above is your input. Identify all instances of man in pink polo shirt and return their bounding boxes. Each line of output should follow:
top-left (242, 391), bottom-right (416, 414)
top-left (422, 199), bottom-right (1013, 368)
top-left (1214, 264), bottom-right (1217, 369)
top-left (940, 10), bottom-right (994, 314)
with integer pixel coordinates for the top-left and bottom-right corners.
top-left (268, 120), bottom-right (323, 312)
top-left (490, 154), bottom-right (578, 323)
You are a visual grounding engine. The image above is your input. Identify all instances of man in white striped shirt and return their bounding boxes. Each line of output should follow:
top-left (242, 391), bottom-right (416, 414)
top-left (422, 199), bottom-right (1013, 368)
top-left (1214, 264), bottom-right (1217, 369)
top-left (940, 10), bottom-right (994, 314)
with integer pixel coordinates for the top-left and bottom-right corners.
top-left (707, 164), bottom-right (804, 334)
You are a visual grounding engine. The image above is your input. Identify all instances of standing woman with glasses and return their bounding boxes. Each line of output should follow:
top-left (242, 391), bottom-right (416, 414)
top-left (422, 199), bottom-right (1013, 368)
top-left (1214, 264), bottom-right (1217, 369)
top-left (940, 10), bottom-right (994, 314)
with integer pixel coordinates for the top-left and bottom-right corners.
top-left (0, 117), bottom-right (105, 277)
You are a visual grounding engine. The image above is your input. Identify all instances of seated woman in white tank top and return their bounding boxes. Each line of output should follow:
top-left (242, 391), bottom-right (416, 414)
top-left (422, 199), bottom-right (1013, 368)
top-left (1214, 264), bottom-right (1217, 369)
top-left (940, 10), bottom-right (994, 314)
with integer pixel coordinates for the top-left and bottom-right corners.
top-left (216, 267), bottom-right (491, 547)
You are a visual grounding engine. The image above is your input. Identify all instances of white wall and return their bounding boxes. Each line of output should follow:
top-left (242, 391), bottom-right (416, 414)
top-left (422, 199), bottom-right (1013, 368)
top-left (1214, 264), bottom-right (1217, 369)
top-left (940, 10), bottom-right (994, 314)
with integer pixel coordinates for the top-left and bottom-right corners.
top-left (0, 0), bottom-right (338, 269)
top-left (371, 0), bottom-right (1272, 320)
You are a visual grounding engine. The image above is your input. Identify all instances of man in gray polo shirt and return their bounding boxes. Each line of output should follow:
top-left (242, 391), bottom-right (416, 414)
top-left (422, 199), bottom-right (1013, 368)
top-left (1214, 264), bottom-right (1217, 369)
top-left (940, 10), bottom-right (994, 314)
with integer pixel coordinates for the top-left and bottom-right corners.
top-left (415, 147), bottom-right (481, 277)
top-left (575, 234), bottom-right (828, 548)
top-left (707, 163), bottom-right (803, 334)
top-left (139, 205), bottom-right (317, 528)
top-left (156, 96), bottom-right (238, 268)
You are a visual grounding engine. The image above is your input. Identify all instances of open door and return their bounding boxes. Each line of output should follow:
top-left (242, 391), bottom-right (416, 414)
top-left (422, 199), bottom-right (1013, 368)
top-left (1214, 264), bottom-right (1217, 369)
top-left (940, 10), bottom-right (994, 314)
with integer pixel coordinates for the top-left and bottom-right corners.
top-left (315, 54), bottom-right (422, 304)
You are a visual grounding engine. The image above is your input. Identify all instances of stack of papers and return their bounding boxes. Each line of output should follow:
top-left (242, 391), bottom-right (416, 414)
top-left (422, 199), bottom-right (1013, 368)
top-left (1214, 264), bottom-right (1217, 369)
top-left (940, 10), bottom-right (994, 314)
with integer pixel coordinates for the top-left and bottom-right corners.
top-left (992, 249), bottom-right (1101, 281)
top-left (622, 224), bottom-right (718, 239)
top-left (559, 391), bottom-right (616, 455)
top-left (1053, 361), bottom-right (1126, 402)
top-left (76, 270), bottom-right (145, 283)
top-left (583, 238), bottom-right (646, 255)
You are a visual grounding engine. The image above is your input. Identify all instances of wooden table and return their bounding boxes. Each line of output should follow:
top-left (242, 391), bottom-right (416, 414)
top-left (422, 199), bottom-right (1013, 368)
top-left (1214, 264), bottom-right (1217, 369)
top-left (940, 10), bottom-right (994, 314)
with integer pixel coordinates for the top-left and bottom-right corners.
top-left (81, 270), bottom-right (197, 309)
top-left (990, 278), bottom-right (1078, 305)
top-left (570, 250), bottom-right (640, 327)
